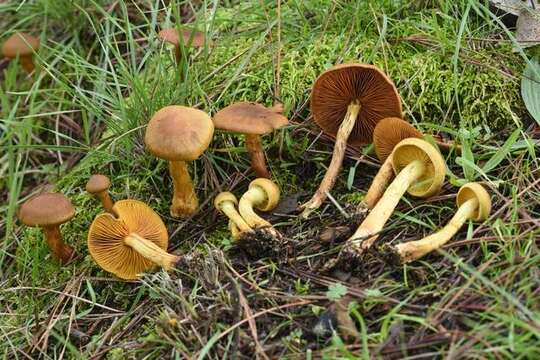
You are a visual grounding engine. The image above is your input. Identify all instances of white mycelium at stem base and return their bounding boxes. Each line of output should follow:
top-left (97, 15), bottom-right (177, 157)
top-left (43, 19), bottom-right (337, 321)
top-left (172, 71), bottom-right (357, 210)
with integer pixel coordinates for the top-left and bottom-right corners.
top-left (348, 159), bottom-right (426, 252)
top-left (123, 233), bottom-right (179, 270)
top-left (300, 102), bottom-right (361, 218)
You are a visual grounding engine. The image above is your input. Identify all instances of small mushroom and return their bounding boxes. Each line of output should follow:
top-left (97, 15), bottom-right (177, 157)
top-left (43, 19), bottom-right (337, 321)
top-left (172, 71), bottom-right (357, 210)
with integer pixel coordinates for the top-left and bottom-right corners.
top-left (87, 199), bottom-right (180, 279)
top-left (158, 27), bottom-right (205, 65)
top-left (390, 182), bottom-right (491, 263)
top-left (213, 102), bottom-right (288, 179)
top-left (86, 174), bottom-right (114, 214)
top-left (299, 63), bottom-right (402, 218)
top-left (341, 138), bottom-right (446, 261)
top-left (145, 106), bottom-right (214, 218)
top-left (2, 32), bottom-right (40, 74)
top-left (214, 192), bottom-right (252, 240)
top-left (18, 193), bottom-right (75, 264)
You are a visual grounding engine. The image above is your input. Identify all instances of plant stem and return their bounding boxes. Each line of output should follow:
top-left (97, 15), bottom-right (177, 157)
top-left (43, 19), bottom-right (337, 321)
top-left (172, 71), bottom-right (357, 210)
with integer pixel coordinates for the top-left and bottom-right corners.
top-left (169, 160), bottom-right (198, 218)
top-left (245, 134), bottom-right (271, 179)
top-left (43, 225), bottom-right (73, 264)
top-left (346, 159), bottom-right (425, 253)
top-left (124, 233), bottom-right (179, 270)
top-left (300, 102), bottom-right (361, 218)
top-left (239, 186), bottom-right (272, 228)
top-left (395, 198), bottom-right (478, 263)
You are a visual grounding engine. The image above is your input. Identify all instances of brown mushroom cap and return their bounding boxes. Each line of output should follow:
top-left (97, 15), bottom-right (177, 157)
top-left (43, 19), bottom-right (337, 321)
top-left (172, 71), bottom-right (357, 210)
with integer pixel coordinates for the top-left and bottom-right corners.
top-left (213, 102), bottom-right (289, 135)
top-left (373, 117), bottom-right (422, 162)
top-left (311, 63), bottom-right (402, 146)
top-left (145, 105), bottom-right (214, 161)
top-left (2, 32), bottom-right (39, 58)
top-left (158, 28), bottom-right (205, 48)
top-left (18, 193), bottom-right (75, 227)
top-left (87, 199), bottom-right (169, 279)
top-left (86, 174), bottom-right (111, 194)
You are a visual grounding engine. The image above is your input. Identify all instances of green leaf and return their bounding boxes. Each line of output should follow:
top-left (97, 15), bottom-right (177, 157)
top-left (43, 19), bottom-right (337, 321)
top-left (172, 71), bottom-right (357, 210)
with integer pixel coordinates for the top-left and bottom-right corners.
top-left (481, 128), bottom-right (521, 175)
top-left (521, 58), bottom-right (540, 126)
top-left (326, 282), bottom-right (348, 301)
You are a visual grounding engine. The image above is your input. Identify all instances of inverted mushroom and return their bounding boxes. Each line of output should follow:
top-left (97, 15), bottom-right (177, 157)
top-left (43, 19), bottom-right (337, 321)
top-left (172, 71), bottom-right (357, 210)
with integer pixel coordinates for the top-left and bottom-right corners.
top-left (390, 182), bottom-right (491, 263)
top-left (214, 192), bottom-right (252, 240)
top-left (158, 28), bottom-right (205, 65)
top-left (213, 102), bottom-right (288, 179)
top-left (2, 32), bottom-right (40, 74)
top-left (18, 193), bottom-right (75, 264)
top-left (145, 106), bottom-right (214, 218)
top-left (86, 174), bottom-right (114, 214)
top-left (88, 199), bottom-right (179, 279)
top-left (299, 63), bottom-right (402, 218)
top-left (340, 138), bottom-right (445, 261)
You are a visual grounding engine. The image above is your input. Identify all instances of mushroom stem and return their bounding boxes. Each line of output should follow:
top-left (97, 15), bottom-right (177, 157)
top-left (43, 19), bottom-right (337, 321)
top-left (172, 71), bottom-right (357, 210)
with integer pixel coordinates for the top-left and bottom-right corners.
top-left (300, 102), bottom-right (361, 218)
top-left (169, 160), bottom-right (198, 218)
top-left (394, 198), bottom-right (478, 263)
top-left (245, 134), bottom-right (271, 179)
top-left (20, 56), bottom-right (35, 74)
top-left (95, 191), bottom-right (115, 215)
top-left (347, 159), bottom-right (426, 253)
top-left (239, 186), bottom-right (272, 228)
top-left (219, 200), bottom-right (252, 233)
top-left (43, 225), bottom-right (73, 264)
top-left (359, 156), bottom-right (394, 211)
top-left (124, 233), bottom-right (179, 270)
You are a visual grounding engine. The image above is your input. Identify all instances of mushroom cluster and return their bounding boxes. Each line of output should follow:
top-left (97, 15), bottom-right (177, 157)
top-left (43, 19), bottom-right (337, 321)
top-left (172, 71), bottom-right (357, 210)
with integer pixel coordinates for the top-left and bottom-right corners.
top-left (10, 23), bottom-right (487, 283)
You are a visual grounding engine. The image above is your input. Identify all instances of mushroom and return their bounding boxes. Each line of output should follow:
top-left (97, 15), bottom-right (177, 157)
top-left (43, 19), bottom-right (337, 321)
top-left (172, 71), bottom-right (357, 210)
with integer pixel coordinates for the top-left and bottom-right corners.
top-left (213, 102), bottom-right (288, 179)
top-left (87, 199), bottom-right (180, 279)
top-left (86, 174), bottom-right (115, 214)
top-left (389, 182), bottom-right (491, 263)
top-left (2, 32), bottom-right (40, 74)
top-left (158, 27), bottom-right (205, 65)
top-left (299, 63), bottom-right (402, 218)
top-left (340, 138), bottom-right (446, 260)
top-left (214, 192), bottom-right (252, 240)
top-left (17, 193), bottom-right (75, 264)
top-left (145, 105), bottom-right (214, 218)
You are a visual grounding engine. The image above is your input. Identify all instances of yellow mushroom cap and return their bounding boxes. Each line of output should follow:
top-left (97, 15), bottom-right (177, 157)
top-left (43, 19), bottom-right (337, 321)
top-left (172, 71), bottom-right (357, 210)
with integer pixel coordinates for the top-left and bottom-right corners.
top-left (18, 193), bottom-right (75, 227)
top-left (87, 199), bottom-right (168, 280)
top-left (214, 192), bottom-right (238, 212)
top-left (373, 117), bottom-right (422, 162)
top-left (145, 106), bottom-right (214, 161)
top-left (213, 102), bottom-right (288, 135)
top-left (248, 178), bottom-right (280, 211)
top-left (391, 138), bottom-right (446, 198)
top-left (86, 174), bottom-right (111, 194)
top-left (457, 182), bottom-right (491, 221)
top-left (2, 32), bottom-right (39, 58)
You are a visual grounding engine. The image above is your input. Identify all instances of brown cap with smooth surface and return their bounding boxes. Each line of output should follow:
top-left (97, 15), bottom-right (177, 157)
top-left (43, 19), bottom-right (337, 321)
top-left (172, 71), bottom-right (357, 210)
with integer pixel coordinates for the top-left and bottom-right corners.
top-left (373, 117), bottom-right (422, 162)
top-left (2, 32), bottom-right (39, 58)
top-left (145, 105), bottom-right (214, 161)
top-left (18, 193), bottom-right (75, 227)
top-left (158, 28), bottom-right (205, 48)
top-left (311, 63), bottom-right (402, 145)
top-left (87, 199), bottom-right (169, 279)
top-left (213, 102), bottom-right (288, 135)
top-left (86, 174), bottom-right (111, 194)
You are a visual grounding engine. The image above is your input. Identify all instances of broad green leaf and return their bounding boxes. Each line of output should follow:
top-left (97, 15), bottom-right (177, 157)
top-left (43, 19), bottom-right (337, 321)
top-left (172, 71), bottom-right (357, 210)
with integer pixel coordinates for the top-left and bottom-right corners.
top-left (521, 58), bottom-right (540, 126)
top-left (481, 128), bottom-right (521, 175)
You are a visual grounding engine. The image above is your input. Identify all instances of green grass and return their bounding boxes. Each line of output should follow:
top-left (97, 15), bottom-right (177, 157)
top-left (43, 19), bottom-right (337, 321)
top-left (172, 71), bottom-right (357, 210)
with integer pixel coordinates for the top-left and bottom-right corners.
top-left (1, 0), bottom-right (539, 358)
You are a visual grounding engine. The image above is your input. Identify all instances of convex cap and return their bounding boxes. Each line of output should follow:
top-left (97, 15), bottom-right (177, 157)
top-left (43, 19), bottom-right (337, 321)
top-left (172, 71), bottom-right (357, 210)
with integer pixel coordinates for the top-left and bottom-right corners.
top-left (158, 28), bottom-right (205, 48)
top-left (311, 63), bottom-right (402, 145)
top-left (457, 183), bottom-right (491, 221)
top-left (213, 102), bottom-right (288, 135)
top-left (373, 117), bottom-right (422, 162)
top-left (145, 105), bottom-right (214, 161)
top-left (86, 174), bottom-right (111, 194)
top-left (18, 193), bottom-right (75, 227)
top-left (2, 32), bottom-right (39, 58)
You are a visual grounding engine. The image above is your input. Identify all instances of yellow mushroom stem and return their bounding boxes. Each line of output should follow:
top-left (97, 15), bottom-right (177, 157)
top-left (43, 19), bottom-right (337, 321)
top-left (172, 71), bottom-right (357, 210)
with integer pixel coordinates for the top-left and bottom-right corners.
top-left (245, 134), bottom-right (271, 179)
top-left (169, 160), bottom-right (198, 218)
top-left (218, 199), bottom-right (252, 233)
top-left (347, 159), bottom-right (426, 253)
top-left (123, 233), bottom-right (179, 270)
top-left (239, 185), bottom-right (272, 228)
top-left (300, 101), bottom-right (361, 218)
top-left (394, 197), bottom-right (478, 263)
top-left (358, 156), bottom-right (394, 212)
top-left (94, 191), bottom-right (115, 215)
top-left (229, 220), bottom-right (241, 240)
top-left (20, 55), bottom-right (35, 74)
top-left (42, 225), bottom-right (74, 264)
